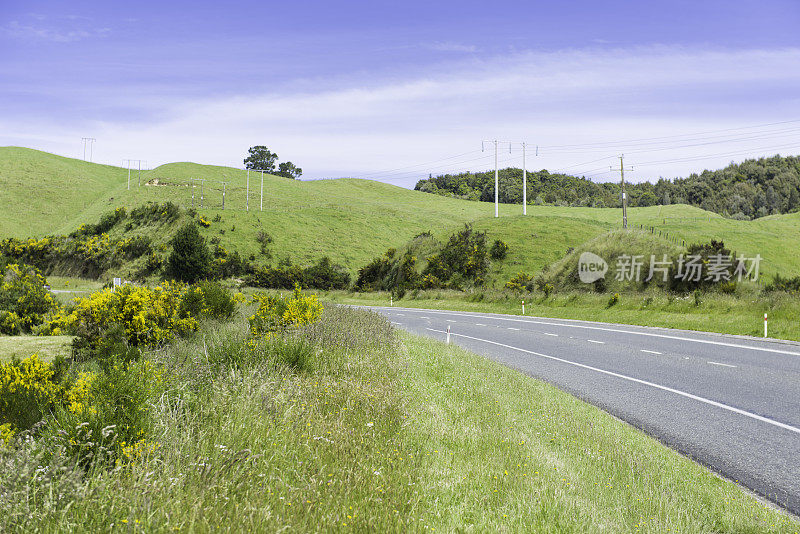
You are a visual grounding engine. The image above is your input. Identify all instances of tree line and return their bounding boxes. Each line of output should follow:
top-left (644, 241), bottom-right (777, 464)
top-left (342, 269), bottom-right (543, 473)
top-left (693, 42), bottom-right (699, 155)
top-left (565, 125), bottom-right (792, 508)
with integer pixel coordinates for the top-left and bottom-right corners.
top-left (414, 155), bottom-right (800, 219)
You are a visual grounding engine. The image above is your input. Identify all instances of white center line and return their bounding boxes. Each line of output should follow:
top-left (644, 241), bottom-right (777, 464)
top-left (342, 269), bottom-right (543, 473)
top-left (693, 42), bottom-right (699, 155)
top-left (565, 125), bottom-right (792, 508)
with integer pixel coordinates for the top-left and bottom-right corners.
top-left (708, 361), bottom-right (738, 368)
top-left (587, 339), bottom-right (605, 344)
top-left (507, 327), bottom-right (520, 331)
top-left (476, 323), bottom-right (487, 326)
top-left (544, 333), bottom-right (558, 337)
top-left (641, 349), bottom-right (662, 355)
top-left (421, 316), bottom-right (430, 319)
top-left (446, 319), bottom-right (456, 323)
top-left (425, 328), bottom-right (800, 436)
top-left (396, 313), bottom-right (405, 316)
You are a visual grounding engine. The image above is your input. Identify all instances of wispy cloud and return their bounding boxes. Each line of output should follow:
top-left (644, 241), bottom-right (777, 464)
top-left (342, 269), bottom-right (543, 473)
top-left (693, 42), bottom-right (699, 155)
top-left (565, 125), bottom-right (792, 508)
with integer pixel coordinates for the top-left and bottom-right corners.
top-left (2, 45), bottom-right (799, 184)
top-left (426, 41), bottom-right (478, 53)
top-left (3, 16), bottom-right (110, 43)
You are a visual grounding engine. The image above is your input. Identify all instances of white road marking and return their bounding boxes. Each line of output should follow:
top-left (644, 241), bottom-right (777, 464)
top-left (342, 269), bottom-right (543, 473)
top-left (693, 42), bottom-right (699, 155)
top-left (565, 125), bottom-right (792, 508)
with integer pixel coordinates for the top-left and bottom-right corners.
top-left (476, 323), bottom-right (487, 326)
top-left (376, 307), bottom-right (800, 357)
top-left (544, 333), bottom-right (558, 337)
top-left (587, 340), bottom-right (605, 344)
top-left (641, 349), bottom-right (662, 355)
top-left (425, 328), bottom-right (800, 436)
top-left (507, 327), bottom-right (520, 331)
top-left (396, 313), bottom-right (405, 316)
top-left (708, 361), bottom-right (738, 368)
top-left (421, 316), bottom-right (430, 319)
top-left (447, 320), bottom-right (456, 323)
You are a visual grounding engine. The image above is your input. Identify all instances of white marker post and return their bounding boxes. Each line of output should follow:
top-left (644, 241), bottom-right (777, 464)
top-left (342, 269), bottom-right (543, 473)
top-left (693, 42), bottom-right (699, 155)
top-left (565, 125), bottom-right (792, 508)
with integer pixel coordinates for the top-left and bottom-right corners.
top-left (390, 295), bottom-right (393, 307)
top-left (764, 313), bottom-right (768, 338)
top-left (446, 324), bottom-right (451, 344)
top-left (522, 300), bottom-right (525, 315)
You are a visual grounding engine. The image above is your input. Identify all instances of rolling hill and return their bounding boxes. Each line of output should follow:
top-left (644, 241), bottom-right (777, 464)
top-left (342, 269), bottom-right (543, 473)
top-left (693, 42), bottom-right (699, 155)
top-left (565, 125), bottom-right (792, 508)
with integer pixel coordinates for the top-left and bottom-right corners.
top-left (1, 146), bottom-right (799, 283)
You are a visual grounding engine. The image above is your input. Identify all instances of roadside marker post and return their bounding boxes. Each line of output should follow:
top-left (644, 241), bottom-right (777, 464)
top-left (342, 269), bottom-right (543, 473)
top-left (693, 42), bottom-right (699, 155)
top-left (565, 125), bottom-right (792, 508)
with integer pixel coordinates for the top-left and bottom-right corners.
top-left (390, 295), bottom-right (393, 307)
top-left (522, 300), bottom-right (525, 315)
top-left (764, 313), bottom-right (768, 338)
top-left (446, 324), bottom-right (451, 344)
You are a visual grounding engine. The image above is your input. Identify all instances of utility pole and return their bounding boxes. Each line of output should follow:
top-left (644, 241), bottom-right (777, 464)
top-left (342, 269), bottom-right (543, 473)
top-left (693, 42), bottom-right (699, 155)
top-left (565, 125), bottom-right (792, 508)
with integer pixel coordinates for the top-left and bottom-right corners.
top-left (482, 140), bottom-right (510, 218)
top-left (522, 142), bottom-right (527, 215)
top-left (82, 138), bottom-right (96, 161)
top-left (123, 159), bottom-right (142, 190)
top-left (612, 154), bottom-right (634, 229)
top-left (483, 140), bottom-right (533, 216)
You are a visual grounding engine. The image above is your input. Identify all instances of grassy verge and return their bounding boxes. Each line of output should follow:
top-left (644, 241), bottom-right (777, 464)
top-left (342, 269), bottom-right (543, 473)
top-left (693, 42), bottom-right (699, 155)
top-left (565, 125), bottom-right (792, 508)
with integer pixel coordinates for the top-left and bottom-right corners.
top-left (324, 289), bottom-right (800, 342)
top-left (0, 335), bottom-right (72, 362)
top-left (2, 306), bottom-right (797, 532)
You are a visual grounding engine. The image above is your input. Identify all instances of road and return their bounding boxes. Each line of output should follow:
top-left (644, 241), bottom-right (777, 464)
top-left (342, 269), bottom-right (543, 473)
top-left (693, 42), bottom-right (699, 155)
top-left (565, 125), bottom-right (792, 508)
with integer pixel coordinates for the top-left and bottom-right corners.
top-left (366, 305), bottom-right (800, 516)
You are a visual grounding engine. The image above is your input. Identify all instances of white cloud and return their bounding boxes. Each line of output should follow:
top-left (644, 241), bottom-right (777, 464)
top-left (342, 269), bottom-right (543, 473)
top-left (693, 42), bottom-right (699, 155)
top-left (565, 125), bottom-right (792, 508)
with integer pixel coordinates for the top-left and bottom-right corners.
top-left (3, 16), bottom-right (110, 43)
top-left (426, 41), bottom-right (478, 53)
top-left (2, 45), bottom-right (799, 185)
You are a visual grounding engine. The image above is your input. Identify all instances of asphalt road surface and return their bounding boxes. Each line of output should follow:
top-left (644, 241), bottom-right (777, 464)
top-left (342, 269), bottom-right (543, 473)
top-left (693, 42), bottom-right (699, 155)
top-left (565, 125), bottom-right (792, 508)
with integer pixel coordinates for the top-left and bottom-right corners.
top-left (366, 305), bottom-right (800, 516)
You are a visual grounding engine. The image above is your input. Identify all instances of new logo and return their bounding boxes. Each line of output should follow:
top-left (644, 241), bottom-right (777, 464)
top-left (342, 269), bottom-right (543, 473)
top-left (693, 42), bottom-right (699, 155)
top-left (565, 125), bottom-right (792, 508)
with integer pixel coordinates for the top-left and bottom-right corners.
top-left (578, 252), bottom-right (608, 283)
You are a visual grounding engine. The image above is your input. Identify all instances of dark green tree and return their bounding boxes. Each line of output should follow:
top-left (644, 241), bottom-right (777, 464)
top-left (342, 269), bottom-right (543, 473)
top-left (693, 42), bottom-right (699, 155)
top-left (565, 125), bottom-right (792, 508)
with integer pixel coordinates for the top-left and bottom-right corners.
top-left (276, 161), bottom-right (303, 179)
top-left (167, 222), bottom-right (211, 283)
top-left (244, 146), bottom-right (278, 172)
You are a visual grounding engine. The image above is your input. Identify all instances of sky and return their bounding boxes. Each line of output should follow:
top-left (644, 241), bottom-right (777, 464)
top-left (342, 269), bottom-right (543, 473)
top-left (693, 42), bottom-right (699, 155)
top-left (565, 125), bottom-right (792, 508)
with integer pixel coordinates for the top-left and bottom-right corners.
top-left (1, 0), bottom-right (800, 185)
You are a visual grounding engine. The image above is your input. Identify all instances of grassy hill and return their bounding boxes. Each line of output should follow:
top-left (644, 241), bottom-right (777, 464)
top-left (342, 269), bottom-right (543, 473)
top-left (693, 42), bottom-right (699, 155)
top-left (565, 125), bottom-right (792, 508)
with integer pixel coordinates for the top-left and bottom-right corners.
top-left (2, 147), bottom-right (799, 283)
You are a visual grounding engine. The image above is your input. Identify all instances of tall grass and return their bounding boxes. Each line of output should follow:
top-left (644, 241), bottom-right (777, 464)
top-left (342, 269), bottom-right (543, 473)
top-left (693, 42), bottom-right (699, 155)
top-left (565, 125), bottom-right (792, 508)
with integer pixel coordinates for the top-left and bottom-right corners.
top-left (1, 304), bottom-right (797, 532)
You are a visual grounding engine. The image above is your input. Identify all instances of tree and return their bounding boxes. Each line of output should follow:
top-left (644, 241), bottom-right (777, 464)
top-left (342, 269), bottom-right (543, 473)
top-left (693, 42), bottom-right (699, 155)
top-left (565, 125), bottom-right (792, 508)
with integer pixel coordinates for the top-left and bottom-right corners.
top-left (276, 161), bottom-right (302, 179)
top-left (244, 146), bottom-right (278, 172)
top-left (167, 222), bottom-right (211, 283)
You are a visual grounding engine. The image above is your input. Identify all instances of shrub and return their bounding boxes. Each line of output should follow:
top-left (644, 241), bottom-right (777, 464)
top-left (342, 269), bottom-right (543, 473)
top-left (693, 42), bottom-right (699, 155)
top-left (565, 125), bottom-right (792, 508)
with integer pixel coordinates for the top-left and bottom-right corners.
top-left (607, 292), bottom-right (620, 308)
top-left (490, 239), bottom-right (509, 260)
top-left (48, 358), bottom-right (164, 465)
top-left (0, 355), bottom-right (92, 442)
top-left (542, 283), bottom-right (555, 298)
top-left (0, 263), bottom-right (59, 334)
top-left (249, 285), bottom-right (323, 338)
top-left (303, 257), bottom-right (351, 290)
top-left (129, 201), bottom-right (180, 226)
top-left (196, 280), bottom-right (235, 319)
top-left (505, 272), bottom-right (534, 292)
top-left (167, 222), bottom-right (211, 283)
top-left (68, 281), bottom-right (199, 356)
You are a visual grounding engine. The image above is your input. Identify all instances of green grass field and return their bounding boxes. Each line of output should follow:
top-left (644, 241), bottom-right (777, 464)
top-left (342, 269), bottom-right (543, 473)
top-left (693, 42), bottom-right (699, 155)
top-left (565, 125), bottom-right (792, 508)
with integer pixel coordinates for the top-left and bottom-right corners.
top-left (2, 147), bottom-right (800, 284)
top-left (0, 335), bottom-right (72, 362)
top-left (4, 306), bottom-right (797, 532)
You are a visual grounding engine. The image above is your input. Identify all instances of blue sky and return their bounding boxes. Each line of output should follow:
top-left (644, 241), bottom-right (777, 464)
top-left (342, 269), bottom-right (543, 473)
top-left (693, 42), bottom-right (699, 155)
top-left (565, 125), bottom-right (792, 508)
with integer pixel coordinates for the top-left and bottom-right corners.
top-left (2, 0), bottom-right (799, 184)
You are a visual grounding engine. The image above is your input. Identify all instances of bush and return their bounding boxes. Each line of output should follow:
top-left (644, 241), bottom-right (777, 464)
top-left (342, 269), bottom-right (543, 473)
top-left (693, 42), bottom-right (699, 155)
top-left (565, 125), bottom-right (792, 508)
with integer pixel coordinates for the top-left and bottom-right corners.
top-left (68, 281), bottom-right (200, 357)
top-left (248, 285), bottom-right (323, 339)
top-left (490, 239), bottom-right (509, 260)
top-left (0, 354), bottom-right (93, 443)
top-left (196, 280), bottom-right (235, 319)
top-left (0, 263), bottom-right (59, 334)
top-left (129, 201), bottom-right (180, 226)
top-left (167, 222), bottom-right (211, 283)
top-left (607, 292), bottom-right (620, 308)
top-left (48, 358), bottom-right (164, 465)
top-left (303, 257), bottom-right (351, 290)
top-left (505, 272), bottom-right (534, 292)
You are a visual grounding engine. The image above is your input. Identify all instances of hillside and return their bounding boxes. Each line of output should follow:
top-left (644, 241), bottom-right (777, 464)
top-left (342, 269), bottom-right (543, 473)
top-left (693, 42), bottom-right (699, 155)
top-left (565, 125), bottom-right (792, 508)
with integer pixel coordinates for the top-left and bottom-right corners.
top-left (2, 147), bottom-right (799, 283)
